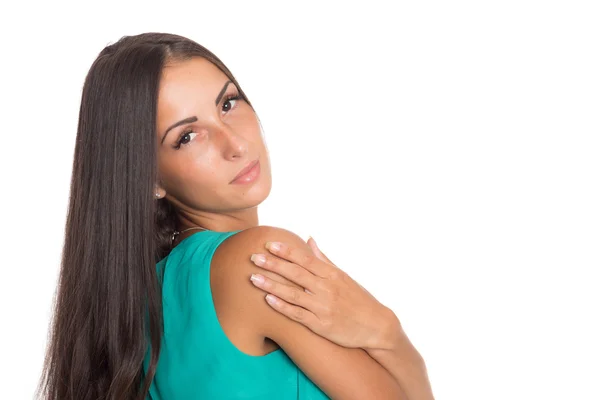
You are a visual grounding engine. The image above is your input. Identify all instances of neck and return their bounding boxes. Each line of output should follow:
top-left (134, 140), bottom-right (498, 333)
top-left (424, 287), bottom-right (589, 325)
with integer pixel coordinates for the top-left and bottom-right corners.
top-left (174, 207), bottom-right (259, 242)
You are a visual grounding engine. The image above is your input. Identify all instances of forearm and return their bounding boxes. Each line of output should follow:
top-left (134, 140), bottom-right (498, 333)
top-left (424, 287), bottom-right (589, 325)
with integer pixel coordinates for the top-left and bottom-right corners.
top-left (367, 309), bottom-right (435, 400)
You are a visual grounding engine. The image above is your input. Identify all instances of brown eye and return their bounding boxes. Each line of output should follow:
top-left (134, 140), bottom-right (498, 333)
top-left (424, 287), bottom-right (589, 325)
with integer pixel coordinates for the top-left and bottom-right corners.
top-left (174, 130), bottom-right (197, 149)
top-left (222, 95), bottom-right (241, 113)
top-left (180, 133), bottom-right (193, 145)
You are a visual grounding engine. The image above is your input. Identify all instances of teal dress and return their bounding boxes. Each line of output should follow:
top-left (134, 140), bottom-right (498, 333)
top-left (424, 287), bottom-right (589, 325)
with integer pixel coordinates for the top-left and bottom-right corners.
top-left (143, 230), bottom-right (330, 399)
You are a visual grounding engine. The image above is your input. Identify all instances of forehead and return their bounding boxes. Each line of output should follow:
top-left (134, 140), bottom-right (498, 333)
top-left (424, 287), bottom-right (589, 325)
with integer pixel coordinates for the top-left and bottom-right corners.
top-left (161, 56), bottom-right (225, 86)
top-left (157, 57), bottom-right (228, 125)
top-left (159, 57), bottom-right (228, 104)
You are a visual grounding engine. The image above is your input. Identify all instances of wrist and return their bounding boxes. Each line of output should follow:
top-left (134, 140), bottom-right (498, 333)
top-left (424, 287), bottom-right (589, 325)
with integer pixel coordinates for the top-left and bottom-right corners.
top-left (374, 306), bottom-right (405, 351)
top-left (369, 306), bottom-right (424, 362)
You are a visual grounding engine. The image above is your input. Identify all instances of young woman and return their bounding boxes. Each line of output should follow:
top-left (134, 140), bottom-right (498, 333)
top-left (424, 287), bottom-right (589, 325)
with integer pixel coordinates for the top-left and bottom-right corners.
top-left (39, 32), bottom-right (433, 400)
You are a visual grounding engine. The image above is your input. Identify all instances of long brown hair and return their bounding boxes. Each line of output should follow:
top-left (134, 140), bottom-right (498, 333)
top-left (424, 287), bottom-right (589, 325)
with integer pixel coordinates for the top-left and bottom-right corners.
top-left (38, 33), bottom-right (253, 400)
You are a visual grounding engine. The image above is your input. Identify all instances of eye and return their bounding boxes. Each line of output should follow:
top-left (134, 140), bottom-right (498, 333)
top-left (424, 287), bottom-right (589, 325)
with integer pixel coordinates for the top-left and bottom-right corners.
top-left (174, 129), bottom-right (197, 149)
top-left (222, 93), bottom-right (241, 114)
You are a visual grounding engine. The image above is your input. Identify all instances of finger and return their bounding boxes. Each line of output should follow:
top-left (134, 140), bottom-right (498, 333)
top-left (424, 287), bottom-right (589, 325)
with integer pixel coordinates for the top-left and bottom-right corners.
top-left (307, 237), bottom-right (334, 265)
top-left (264, 294), bottom-right (320, 328)
top-left (250, 273), bottom-right (322, 312)
top-left (264, 241), bottom-right (329, 278)
top-left (251, 253), bottom-right (317, 291)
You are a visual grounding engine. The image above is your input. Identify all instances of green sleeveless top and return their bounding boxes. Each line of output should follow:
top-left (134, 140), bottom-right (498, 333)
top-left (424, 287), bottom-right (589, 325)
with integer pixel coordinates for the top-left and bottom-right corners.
top-left (143, 230), bottom-right (330, 399)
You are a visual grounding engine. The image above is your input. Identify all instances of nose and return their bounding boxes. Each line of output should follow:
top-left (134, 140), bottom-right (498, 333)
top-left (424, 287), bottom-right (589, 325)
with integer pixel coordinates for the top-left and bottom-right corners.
top-left (215, 123), bottom-right (248, 160)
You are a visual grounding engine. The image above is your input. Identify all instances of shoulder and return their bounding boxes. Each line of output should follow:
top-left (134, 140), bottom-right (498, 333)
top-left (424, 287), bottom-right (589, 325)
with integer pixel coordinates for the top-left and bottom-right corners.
top-left (210, 225), bottom-right (307, 327)
top-left (208, 225), bottom-right (308, 349)
top-left (211, 225), bottom-right (317, 336)
top-left (211, 225), bottom-right (404, 398)
top-left (211, 225), bottom-right (309, 308)
top-left (214, 225), bottom-right (307, 262)
top-left (218, 225), bottom-right (305, 249)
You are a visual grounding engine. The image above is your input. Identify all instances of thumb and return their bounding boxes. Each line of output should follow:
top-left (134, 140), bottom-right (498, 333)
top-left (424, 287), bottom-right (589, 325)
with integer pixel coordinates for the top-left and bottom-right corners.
top-left (307, 236), bottom-right (333, 265)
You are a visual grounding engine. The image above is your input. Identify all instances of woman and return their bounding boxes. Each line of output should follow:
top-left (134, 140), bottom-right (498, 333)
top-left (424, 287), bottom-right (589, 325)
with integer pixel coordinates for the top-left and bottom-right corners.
top-left (38, 32), bottom-right (433, 399)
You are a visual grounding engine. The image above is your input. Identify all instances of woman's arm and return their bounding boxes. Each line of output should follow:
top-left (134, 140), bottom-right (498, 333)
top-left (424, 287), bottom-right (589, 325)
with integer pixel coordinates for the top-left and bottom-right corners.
top-left (367, 310), bottom-right (435, 400)
top-left (245, 236), bottom-right (435, 400)
top-left (212, 225), bottom-right (406, 400)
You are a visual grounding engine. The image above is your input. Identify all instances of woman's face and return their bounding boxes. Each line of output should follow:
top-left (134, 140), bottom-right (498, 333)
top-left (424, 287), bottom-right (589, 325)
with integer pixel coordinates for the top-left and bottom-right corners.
top-left (155, 57), bottom-right (272, 214)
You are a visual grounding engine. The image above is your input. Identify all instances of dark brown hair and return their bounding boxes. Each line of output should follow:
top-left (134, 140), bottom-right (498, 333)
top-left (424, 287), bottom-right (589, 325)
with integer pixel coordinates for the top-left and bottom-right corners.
top-left (37, 32), bottom-right (253, 400)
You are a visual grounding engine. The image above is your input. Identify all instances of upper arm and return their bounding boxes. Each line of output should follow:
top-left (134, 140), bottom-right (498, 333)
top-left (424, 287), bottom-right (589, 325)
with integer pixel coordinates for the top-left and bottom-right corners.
top-left (212, 225), bottom-right (404, 400)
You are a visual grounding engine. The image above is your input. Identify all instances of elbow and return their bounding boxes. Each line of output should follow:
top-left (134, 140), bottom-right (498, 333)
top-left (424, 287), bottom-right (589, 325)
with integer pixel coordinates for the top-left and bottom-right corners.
top-left (348, 381), bottom-right (407, 400)
top-left (387, 381), bottom-right (409, 400)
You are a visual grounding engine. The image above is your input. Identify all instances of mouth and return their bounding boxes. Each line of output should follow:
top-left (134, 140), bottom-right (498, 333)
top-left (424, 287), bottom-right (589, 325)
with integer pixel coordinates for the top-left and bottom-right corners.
top-left (230, 159), bottom-right (260, 184)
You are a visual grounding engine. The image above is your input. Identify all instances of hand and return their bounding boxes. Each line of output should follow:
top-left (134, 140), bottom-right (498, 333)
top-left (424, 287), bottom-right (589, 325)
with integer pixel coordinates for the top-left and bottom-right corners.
top-left (249, 237), bottom-right (401, 350)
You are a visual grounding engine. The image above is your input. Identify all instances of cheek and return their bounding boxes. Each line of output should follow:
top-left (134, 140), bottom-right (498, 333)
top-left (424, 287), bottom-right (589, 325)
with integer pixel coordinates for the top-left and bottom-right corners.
top-left (178, 158), bottom-right (219, 188)
top-left (232, 108), bottom-right (262, 138)
top-left (158, 155), bottom-right (214, 195)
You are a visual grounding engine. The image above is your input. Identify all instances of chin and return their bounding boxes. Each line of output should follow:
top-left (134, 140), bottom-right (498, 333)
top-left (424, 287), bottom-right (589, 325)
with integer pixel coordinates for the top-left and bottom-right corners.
top-left (229, 167), bottom-right (272, 208)
top-left (246, 177), bottom-right (272, 206)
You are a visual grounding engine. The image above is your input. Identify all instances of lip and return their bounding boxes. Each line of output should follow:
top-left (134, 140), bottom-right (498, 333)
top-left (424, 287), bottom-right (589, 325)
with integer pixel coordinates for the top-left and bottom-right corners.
top-left (230, 159), bottom-right (260, 184)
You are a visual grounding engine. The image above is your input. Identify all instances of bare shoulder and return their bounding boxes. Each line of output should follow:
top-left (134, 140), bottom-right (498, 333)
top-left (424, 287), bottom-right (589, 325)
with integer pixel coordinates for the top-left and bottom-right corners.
top-left (212, 225), bottom-right (311, 292)
top-left (210, 225), bottom-right (307, 323)
top-left (217, 225), bottom-right (306, 255)
top-left (212, 225), bottom-right (307, 273)
top-left (211, 225), bottom-right (404, 399)
top-left (209, 226), bottom-right (306, 355)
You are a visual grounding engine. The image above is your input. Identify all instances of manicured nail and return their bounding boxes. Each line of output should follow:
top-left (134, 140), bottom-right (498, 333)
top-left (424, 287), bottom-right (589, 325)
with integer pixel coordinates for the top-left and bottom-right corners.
top-left (250, 254), bottom-right (266, 266)
top-left (265, 242), bottom-right (280, 252)
top-left (250, 274), bottom-right (265, 285)
top-left (266, 294), bottom-right (277, 305)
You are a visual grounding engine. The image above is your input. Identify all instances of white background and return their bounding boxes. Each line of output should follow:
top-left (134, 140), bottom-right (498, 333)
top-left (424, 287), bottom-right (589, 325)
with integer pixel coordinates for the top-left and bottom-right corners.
top-left (0, 1), bottom-right (598, 399)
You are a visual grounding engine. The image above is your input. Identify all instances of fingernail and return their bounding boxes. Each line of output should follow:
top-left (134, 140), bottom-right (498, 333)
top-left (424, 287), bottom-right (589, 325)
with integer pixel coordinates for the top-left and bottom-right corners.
top-left (250, 274), bottom-right (265, 285)
top-left (265, 242), bottom-right (280, 252)
top-left (266, 294), bottom-right (277, 305)
top-left (250, 254), bottom-right (266, 266)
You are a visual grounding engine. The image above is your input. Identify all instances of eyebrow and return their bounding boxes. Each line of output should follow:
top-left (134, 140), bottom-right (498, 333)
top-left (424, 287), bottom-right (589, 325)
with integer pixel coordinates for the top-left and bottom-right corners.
top-left (161, 116), bottom-right (198, 144)
top-left (215, 80), bottom-right (232, 106)
top-left (160, 80), bottom-right (233, 145)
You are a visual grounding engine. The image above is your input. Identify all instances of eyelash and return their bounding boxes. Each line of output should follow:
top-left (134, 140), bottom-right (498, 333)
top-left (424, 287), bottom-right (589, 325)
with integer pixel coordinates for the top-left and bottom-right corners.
top-left (173, 93), bottom-right (242, 149)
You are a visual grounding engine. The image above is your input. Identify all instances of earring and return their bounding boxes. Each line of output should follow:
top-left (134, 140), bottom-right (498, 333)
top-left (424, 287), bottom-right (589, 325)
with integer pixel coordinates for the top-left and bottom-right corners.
top-left (155, 192), bottom-right (161, 198)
